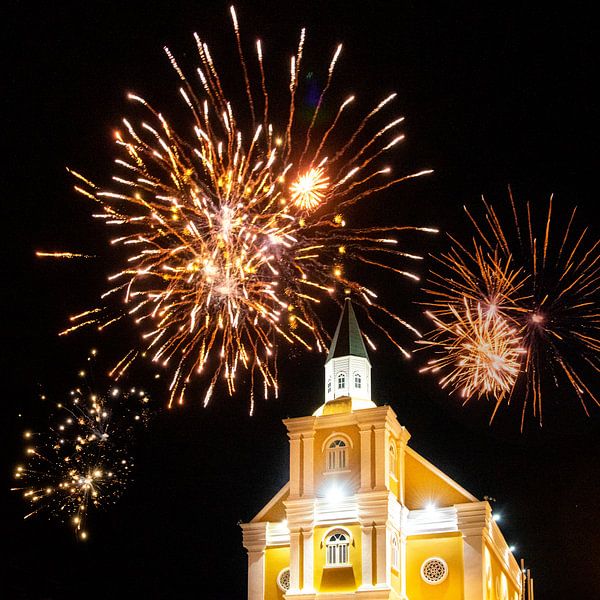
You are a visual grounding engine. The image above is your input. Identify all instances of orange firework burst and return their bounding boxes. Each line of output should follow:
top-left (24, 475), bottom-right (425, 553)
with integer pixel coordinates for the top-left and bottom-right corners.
top-left (63, 7), bottom-right (435, 410)
top-left (290, 167), bottom-right (330, 211)
top-left (421, 190), bottom-right (600, 427)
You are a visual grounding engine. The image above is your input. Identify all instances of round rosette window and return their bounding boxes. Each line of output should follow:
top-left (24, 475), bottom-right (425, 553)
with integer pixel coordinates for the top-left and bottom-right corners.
top-left (420, 557), bottom-right (449, 585)
top-left (277, 567), bottom-right (291, 592)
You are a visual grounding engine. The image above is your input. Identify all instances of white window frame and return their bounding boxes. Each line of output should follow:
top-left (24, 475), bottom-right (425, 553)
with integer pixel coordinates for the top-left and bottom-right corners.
top-left (337, 372), bottom-right (346, 390)
top-left (327, 377), bottom-right (332, 394)
top-left (324, 528), bottom-right (351, 567)
top-left (354, 372), bottom-right (362, 389)
top-left (326, 439), bottom-right (347, 471)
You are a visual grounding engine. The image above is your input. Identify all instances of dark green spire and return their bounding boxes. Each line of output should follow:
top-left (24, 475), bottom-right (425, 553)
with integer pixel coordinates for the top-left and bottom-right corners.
top-left (325, 298), bottom-right (370, 364)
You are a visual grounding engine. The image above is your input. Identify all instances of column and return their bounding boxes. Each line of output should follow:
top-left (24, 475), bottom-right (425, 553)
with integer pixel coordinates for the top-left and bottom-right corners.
top-left (302, 433), bottom-right (315, 498)
top-left (373, 427), bottom-right (388, 490)
top-left (302, 529), bottom-right (315, 593)
top-left (359, 424), bottom-right (372, 490)
top-left (247, 550), bottom-right (265, 600)
top-left (456, 502), bottom-right (490, 600)
top-left (360, 524), bottom-right (373, 589)
top-left (241, 522), bottom-right (267, 600)
top-left (289, 529), bottom-right (302, 593)
top-left (289, 433), bottom-right (302, 497)
top-left (374, 523), bottom-right (390, 587)
top-left (397, 440), bottom-right (407, 505)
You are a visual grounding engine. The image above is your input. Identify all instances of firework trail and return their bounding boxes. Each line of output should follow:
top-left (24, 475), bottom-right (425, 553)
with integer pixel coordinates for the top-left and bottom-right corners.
top-left (13, 380), bottom-right (151, 540)
top-left (64, 7), bottom-right (435, 410)
top-left (420, 190), bottom-right (599, 427)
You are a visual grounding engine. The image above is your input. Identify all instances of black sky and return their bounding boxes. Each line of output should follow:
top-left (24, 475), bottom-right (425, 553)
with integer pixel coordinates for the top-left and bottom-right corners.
top-left (3, 1), bottom-right (599, 598)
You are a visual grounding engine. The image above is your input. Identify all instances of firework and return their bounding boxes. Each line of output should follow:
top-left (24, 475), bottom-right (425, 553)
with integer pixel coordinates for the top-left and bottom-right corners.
top-left (419, 299), bottom-right (525, 407)
top-left (13, 383), bottom-right (150, 540)
top-left (65, 7), bottom-right (435, 410)
top-left (421, 191), bottom-right (600, 426)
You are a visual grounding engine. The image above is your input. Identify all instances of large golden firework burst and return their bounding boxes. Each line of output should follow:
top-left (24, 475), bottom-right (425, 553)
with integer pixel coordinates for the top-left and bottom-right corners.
top-left (64, 7), bottom-right (436, 410)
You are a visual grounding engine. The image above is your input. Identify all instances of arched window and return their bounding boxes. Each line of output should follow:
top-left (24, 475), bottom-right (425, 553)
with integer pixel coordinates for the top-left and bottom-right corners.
top-left (391, 534), bottom-right (400, 570)
top-left (326, 531), bottom-right (350, 566)
top-left (327, 439), bottom-right (347, 471)
top-left (337, 372), bottom-right (346, 390)
top-left (354, 372), bottom-right (362, 389)
top-left (389, 442), bottom-right (397, 479)
top-left (327, 377), bottom-right (332, 394)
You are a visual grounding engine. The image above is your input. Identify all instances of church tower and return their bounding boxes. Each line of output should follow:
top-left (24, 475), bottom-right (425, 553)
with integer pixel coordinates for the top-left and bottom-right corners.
top-left (241, 301), bottom-right (523, 599)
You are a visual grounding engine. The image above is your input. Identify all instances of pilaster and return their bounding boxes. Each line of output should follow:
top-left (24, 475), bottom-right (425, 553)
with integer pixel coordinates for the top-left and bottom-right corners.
top-left (302, 529), bottom-right (315, 593)
top-left (374, 524), bottom-right (390, 588)
top-left (289, 529), bottom-right (302, 594)
top-left (241, 522), bottom-right (267, 600)
top-left (289, 433), bottom-right (302, 498)
top-left (284, 497), bottom-right (315, 596)
top-left (302, 432), bottom-right (315, 497)
top-left (373, 426), bottom-right (387, 490)
top-left (358, 424), bottom-right (373, 491)
top-left (456, 501), bottom-right (491, 600)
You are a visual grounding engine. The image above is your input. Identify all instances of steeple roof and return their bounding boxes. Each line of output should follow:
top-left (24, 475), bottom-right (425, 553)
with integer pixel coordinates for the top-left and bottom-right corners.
top-left (325, 298), bottom-right (370, 364)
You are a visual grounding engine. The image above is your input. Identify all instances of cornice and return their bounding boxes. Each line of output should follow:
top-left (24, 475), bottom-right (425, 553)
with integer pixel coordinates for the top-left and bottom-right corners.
top-left (240, 521), bottom-right (268, 551)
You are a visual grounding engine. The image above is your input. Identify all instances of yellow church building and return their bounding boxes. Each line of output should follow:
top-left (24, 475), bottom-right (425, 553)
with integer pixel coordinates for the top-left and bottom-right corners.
top-left (241, 298), bottom-right (524, 599)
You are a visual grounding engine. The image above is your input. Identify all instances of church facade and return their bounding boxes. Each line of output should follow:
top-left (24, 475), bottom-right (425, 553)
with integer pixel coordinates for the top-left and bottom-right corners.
top-left (241, 299), bottom-right (523, 599)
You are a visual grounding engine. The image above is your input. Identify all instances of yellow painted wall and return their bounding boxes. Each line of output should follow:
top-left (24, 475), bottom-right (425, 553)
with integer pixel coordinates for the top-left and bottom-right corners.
top-left (313, 425), bottom-right (361, 497)
top-left (404, 451), bottom-right (472, 509)
top-left (264, 546), bottom-right (290, 600)
top-left (313, 524), bottom-right (362, 593)
top-left (486, 544), bottom-right (519, 600)
top-left (406, 532), bottom-right (464, 600)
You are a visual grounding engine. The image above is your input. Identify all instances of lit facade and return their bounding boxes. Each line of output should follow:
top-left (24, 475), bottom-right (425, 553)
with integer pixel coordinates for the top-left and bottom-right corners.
top-left (241, 299), bottom-right (522, 599)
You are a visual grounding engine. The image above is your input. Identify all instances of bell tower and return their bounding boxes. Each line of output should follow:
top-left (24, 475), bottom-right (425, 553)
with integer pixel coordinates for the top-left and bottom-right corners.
top-left (319, 298), bottom-right (376, 414)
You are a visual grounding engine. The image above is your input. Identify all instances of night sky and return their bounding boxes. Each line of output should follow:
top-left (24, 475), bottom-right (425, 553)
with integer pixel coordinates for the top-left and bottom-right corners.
top-left (4, 1), bottom-right (599, 598)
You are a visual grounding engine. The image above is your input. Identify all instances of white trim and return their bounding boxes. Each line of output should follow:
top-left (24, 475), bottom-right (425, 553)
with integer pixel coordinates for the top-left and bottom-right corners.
top-left (321, 525), bottom-right (353, 544)
top-left (321, 431), bottom-right (354, 452)
top-left (324, 528), bottom-right (352, 567)
top-left (323, 468), bottom-right (351, 476)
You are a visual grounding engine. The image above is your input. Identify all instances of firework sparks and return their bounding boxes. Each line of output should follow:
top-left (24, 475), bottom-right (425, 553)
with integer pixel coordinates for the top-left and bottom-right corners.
top-left (419, 299), bottom-right (525, 407)
top-left (421, 190), bottom-right (599, 426)
top-left (64, 7), bottom-right (435, 409)
top-left (36, 251), bottom-right (95, 259)
top-left (13, 384), bottom-right (150, 540)
top-left (290, 167), bottom-right (330, 211)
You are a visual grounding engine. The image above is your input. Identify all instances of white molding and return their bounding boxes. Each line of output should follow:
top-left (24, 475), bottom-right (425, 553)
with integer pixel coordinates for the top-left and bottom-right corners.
top-left (267, 521), bottom-right (290, 546)
top-left (407, 506), bottom-right (458, 535)
top-left (323, 469), bottom-right (352, 476)
top-left (316, 495), bottom-right (359, 525)
top-left (241, 521), bottom-right (268, 552)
